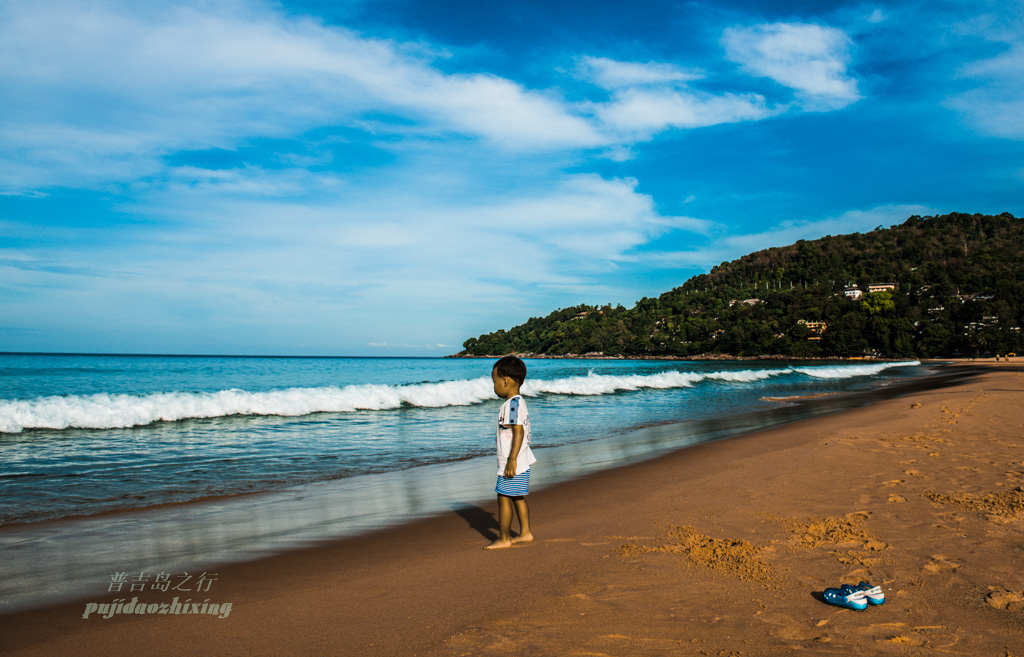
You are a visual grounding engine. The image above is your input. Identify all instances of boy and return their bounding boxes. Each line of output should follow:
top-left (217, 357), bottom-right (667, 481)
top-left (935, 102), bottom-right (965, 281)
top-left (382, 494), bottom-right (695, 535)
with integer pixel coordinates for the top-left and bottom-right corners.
top-left (485, 355), bottom-right (536, 549)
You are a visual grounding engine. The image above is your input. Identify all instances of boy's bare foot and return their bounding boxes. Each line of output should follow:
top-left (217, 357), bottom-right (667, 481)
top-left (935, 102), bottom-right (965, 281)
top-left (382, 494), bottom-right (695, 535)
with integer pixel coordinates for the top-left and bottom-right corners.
top-left (484, 538), bottom-right (512, 550)
top-left (510, 532), bottom-right (534, 544)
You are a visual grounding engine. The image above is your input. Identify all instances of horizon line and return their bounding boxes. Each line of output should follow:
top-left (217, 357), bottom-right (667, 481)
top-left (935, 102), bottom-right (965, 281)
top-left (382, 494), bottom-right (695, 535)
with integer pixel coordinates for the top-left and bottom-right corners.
top-left (0, 351), bottom-right (450, 360)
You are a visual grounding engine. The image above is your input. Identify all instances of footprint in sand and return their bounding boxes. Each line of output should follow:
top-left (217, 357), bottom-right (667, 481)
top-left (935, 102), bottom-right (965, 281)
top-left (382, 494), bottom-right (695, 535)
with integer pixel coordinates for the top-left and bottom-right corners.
top-left (763, 612), bottom-right (845, 647)
top-left (842, 567), bottom-right (878, 582)
top-left (888, 494), bottom-right (907, 503)
top-left (870, 623), bottom-right (959, 650)
top-left (880, 634), bottom-right (927, 647)
top-left (922, 555), bottom-right (960, 575)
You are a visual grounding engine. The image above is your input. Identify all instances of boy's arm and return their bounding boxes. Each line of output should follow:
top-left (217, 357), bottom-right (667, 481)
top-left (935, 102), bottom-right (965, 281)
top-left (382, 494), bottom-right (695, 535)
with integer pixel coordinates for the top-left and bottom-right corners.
top-left (503, 425), bottom-right (524, 478)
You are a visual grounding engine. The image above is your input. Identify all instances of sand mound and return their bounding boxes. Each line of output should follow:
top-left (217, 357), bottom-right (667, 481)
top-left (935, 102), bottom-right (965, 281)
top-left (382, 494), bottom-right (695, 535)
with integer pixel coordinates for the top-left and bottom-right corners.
top-left (620, 525), bottom-right (777, 587)
top-left (987, 588), bottom-right (1024, 611)
top-left (926, 487), bottom-right (1024, 519)
top-left (788, 513), bottom-right (887, 551)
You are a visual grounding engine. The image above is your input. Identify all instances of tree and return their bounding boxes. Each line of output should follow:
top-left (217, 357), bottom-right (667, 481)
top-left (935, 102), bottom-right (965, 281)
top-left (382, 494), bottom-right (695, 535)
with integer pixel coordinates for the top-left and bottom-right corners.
top-left (860, 291), bottom-right (895, 315)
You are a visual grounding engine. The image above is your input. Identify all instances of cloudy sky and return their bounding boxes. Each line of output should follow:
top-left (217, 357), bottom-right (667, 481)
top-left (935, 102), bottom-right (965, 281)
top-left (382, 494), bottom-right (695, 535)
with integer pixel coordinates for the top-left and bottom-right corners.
top-left (2, 0), bottom-right (1022, 356)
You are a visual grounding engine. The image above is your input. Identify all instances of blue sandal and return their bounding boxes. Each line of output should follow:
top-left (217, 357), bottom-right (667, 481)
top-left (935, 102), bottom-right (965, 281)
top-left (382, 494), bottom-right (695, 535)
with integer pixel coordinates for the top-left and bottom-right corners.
top-left (823, 585), bottom-right (868, 610)
top-left (852, 581), bottom-right (885, 605)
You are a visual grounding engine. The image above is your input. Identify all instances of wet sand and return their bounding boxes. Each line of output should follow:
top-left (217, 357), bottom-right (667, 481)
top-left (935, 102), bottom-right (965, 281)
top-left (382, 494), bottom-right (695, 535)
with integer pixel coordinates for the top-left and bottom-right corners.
top-left (2, 361), bottom-right (1023, 656)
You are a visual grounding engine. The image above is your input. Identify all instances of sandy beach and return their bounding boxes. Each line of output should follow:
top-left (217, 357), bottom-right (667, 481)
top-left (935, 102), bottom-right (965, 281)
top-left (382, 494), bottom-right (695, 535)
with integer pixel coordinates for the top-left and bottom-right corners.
top-left (2, 361), bottom-right (1023, 656)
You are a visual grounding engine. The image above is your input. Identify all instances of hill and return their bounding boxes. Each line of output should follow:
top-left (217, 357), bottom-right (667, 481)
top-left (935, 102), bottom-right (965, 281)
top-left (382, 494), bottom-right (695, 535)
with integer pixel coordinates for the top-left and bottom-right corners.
top-left (457, 212), bottom-right (1024, 359)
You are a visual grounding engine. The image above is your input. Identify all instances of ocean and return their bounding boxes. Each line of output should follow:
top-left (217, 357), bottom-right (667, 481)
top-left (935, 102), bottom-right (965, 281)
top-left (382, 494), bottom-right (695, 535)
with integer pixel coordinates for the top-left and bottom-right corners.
top-left (0, 353), bottom-right (935, 612)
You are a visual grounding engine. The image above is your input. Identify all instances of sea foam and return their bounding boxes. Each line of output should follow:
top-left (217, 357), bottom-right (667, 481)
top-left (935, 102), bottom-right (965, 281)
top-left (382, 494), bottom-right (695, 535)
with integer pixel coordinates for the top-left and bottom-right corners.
top-left (0, 361), bottom-right (919, 433)
top-left (793, 361), bottom-right (920, 379)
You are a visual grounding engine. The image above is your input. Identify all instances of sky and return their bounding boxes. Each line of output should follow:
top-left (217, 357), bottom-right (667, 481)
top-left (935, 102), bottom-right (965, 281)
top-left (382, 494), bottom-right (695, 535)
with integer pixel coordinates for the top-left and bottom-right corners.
top-left (1, 0), bottom-right (1022, 356)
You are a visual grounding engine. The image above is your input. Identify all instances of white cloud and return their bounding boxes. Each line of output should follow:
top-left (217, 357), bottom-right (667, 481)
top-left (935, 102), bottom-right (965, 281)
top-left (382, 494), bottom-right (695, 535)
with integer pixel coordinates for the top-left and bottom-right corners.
top-left (579, 56), bottom-right (703, 89)
top-left (644, 204), bottom-right (938, 269)
top-left (0, 2), bottom-right (870, 194)
top-left (867, 9), bottom-right (887, 24)
top-left (722, 22), bottom-right (861, 110)
top-left (577, 55), bottom-right (780, 138)
top-left (411, 73), bottom-right (602, 149)
top-left (720, 204), bottom-right (937, 254)
top-left (458, 175), bottom-right (715, 262)
top-left (947, 43), bottom-right (1024, 139)
top-left (165, 165), bottom-right (344, 197)
top-left (0, 166), bottom-right (717, 352)
top-left (0, 0), bottom-right (601, 192)
top-left (596, 87), bottom-right (778, 137)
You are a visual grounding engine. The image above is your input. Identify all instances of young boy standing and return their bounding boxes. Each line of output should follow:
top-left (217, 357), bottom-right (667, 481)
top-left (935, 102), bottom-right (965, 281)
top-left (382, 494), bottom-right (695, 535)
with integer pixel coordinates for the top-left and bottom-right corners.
top-left (485, 355), bottom-right (536, 549)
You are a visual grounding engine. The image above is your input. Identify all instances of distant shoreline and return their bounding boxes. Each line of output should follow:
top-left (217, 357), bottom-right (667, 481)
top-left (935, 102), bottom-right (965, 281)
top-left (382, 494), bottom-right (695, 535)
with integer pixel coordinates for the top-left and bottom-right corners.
top-left (446, 352), bottom-right (905, 361)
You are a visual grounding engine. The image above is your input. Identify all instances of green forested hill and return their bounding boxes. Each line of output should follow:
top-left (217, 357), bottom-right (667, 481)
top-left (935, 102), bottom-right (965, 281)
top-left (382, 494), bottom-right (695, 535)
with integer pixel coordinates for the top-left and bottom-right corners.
top-left (458, 212), bottom-right (1024, 359)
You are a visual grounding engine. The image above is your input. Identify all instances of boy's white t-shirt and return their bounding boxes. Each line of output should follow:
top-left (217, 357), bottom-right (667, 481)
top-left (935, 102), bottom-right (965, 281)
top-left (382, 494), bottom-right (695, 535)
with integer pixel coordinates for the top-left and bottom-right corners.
top-left (496, 395), bottom-right (536, 476)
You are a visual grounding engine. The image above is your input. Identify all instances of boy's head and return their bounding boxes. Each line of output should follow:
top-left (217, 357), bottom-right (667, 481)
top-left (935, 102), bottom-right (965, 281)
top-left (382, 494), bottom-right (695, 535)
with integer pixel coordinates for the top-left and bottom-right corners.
top-left (492, 355), bottom-right (527, 386)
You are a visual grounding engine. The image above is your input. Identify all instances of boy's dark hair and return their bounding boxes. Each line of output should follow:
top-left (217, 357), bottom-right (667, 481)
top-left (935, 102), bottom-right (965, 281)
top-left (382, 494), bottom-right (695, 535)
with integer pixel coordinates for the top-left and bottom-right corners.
top-left (492, 355), bottom-right (527, 385)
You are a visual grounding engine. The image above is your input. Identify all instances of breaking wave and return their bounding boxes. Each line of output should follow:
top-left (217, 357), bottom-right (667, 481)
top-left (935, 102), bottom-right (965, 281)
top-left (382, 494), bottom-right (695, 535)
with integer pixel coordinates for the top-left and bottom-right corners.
top-left (0, 361), bottom-right (919, 433)
top-left (792, 361), bottom-right (920, 379)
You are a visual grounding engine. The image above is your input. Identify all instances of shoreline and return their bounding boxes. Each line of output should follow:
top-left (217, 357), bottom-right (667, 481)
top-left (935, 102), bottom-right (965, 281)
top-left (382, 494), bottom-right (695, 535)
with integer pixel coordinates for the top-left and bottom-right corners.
top-left (447, 352), bottom-right (922, 361)
top-left (3, 362), bottom-right (1022, 655)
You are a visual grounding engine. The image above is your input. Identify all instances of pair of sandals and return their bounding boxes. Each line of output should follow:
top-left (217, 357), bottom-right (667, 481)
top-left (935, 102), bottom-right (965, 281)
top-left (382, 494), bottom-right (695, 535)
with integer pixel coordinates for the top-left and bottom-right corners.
top-left (823, 581), bottom-right (885, 610)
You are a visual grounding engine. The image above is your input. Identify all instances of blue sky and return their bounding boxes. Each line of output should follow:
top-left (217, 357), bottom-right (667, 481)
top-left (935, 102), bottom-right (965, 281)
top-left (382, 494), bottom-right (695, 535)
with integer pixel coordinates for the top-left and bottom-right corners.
top-left (1, 0), bottom-right (1022, 356)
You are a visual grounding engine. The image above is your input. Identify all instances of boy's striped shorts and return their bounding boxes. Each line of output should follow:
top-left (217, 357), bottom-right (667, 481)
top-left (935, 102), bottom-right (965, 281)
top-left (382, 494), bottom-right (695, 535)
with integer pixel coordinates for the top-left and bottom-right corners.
top-left (495, 468), bottom-right (530, 497)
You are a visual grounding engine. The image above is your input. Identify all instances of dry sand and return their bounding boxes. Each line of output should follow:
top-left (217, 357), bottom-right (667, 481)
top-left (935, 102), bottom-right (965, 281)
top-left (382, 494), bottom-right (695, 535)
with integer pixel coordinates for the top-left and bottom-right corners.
top-left (2, 361), bottom-right (1023, 656)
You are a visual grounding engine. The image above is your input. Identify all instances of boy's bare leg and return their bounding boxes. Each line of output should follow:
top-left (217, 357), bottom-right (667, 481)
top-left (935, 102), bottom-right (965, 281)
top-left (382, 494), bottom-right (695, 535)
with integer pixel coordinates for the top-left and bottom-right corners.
top-left (511, 497), bottom-right (533, 543)
top-left (484, 495), bottom-right (514, 549)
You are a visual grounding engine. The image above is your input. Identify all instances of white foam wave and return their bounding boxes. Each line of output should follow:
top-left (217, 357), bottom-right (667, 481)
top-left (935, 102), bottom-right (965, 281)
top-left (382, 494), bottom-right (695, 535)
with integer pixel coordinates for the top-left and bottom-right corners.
top-left (0, 361), bottom-right (921, 433)
top-left (705, 368), bottom-right (792, 383)
top-left (523, 370), bottom-right (706, 396)
top-left (0, 379), bottom-right (496, 434)
top-left (793, 360), bottom-right (920, 379)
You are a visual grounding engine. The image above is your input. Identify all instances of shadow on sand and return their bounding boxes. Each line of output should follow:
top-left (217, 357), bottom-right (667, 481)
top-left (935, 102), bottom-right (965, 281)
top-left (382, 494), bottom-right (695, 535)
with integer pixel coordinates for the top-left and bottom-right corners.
top-left (454, 504), bottom-right (498, 540)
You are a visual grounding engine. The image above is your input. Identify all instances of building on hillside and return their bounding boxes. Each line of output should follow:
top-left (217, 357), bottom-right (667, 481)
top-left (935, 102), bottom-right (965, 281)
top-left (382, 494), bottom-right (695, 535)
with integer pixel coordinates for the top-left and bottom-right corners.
top-left (868, 283), bottom-right (896, 293)
top-left (844, 285), bottom-right (863, 300)
top-left (798, 319), bottom-right (828, 341)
